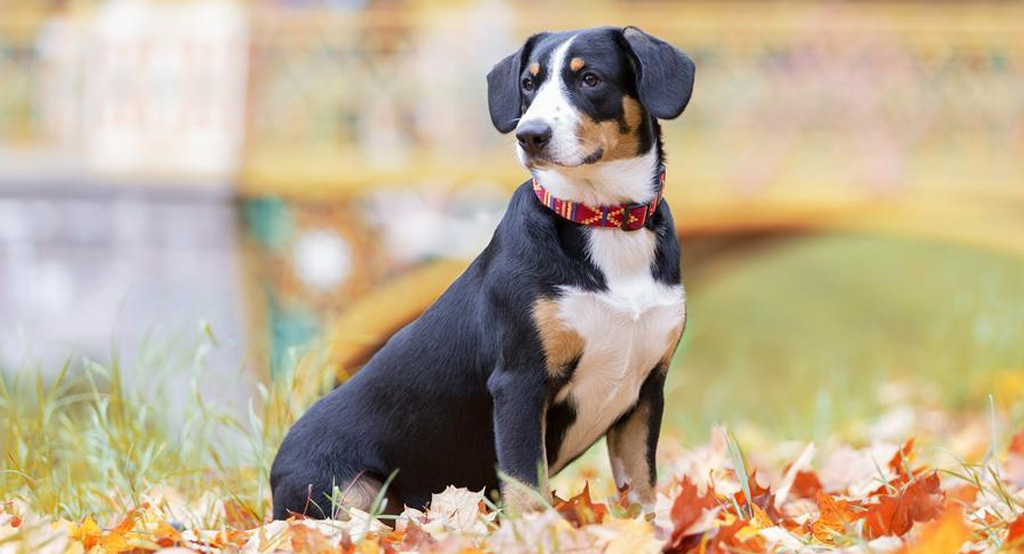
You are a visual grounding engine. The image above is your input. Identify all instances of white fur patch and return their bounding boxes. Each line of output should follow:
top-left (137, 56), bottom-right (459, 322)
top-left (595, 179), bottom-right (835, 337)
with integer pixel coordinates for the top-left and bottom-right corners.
top-left (516, 36), bottom-right (589, 167)
top-left (532, 148), bottom-right (659, 207)
top-left (548, 228), bottom-right (685, 473)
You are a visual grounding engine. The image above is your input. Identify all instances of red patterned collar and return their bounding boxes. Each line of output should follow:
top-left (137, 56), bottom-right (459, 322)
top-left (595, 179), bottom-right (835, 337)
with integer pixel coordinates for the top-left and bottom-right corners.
top-left (531, 168), bottom-right (666, 232)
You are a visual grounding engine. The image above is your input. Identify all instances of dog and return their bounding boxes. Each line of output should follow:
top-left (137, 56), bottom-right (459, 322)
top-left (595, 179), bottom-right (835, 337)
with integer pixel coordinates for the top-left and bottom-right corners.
top-left (271, 25), bottom-right (694, 519)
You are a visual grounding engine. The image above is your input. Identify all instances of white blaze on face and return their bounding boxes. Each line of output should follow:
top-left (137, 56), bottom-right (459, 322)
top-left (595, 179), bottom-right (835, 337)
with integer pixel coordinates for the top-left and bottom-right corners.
top-left (516, 36), bottom-right (586, 167)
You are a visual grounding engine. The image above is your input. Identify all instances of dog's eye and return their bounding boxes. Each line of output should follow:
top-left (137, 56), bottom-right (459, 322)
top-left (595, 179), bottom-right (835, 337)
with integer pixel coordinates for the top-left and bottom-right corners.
top-left (582, 73), bottom-right (600, 87)
top-left (521, 77), bottom-right (534, 92)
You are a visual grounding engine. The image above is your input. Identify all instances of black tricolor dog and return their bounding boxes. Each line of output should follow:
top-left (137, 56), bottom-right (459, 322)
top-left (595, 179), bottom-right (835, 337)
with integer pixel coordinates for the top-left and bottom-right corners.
top-left (271, 26), bottom-right (695, 518)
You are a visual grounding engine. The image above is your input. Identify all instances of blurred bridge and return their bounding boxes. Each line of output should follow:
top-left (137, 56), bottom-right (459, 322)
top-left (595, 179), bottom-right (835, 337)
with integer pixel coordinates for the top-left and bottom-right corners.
top-left (236, 2), bottom-right (1024, 376)
top-left (1, 1), bottom-right (1022, 377)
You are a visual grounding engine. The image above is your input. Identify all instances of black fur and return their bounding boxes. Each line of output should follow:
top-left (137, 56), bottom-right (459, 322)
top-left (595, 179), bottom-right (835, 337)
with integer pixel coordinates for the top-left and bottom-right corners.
top-left (272, 26), bottom-right (692, 519)
top-left (621, 27), bottom-right (695, 120)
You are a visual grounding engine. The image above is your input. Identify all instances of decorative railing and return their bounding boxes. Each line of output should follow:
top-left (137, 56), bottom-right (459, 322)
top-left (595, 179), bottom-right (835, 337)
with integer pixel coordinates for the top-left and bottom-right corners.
top-left (3, 2), bottom-right (1022, 376)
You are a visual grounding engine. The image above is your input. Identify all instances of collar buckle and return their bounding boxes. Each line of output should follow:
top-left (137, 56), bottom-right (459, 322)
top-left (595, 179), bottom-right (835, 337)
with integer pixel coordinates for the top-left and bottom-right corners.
top-left (620, 203), bottom-right (650, 231)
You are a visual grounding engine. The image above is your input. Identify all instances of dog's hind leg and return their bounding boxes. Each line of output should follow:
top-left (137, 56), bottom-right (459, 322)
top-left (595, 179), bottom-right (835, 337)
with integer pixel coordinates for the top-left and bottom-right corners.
top-left (271, 470), bottom-right (394, 520)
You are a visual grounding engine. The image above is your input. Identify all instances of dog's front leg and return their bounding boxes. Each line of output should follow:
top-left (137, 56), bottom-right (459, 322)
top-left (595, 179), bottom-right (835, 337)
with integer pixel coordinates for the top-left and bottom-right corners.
top-left (487, 368), bottom-right (550, 515)
top-left (607, 369), bottom-right (666, 511)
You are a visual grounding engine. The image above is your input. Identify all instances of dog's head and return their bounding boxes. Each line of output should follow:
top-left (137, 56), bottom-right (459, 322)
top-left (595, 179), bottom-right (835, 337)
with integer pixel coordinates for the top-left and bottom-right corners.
top-left (487, 27), bottom-right (694, 170)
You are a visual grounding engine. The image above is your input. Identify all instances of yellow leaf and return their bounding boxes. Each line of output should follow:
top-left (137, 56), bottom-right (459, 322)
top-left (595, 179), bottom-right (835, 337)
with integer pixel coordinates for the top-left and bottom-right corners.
top-left (99, 531), bottom-right (131, 554)
top-left (603, 517), bottom-right (662, 554)
top-left (358, 537), bottom-right (382, 554)
top-left (897, 507), bottom-right (971, 554)
top-left (70, 517), bottom-right (102, 549)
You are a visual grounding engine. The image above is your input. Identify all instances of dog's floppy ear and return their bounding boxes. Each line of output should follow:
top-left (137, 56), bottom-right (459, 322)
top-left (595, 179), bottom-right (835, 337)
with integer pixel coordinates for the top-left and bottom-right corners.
top-left (487, 33), bottom-right (544, 134)
top-left (621, 26), bottom-right (695, 120)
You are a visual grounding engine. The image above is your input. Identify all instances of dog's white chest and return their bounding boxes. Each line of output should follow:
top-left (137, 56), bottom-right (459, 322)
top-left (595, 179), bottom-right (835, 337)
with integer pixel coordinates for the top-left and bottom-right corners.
top-left (549, 230), bottom-right (685, 471)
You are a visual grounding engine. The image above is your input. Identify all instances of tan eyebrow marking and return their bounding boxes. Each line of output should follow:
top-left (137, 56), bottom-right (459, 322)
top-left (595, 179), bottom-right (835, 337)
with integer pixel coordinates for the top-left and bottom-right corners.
top-left (570, 57), bottom-right (585, 72)
top-left (529, 62), bottom-right (540, 76)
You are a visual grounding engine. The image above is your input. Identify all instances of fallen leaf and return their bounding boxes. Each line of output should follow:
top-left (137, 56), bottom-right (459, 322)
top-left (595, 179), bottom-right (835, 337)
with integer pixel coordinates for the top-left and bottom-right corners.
top-left (896, 505), bottom-right (971, 554)
top-left (790, 471), bottom-right (824, 500)
top-left (1006, 512), bottom-right (1024, 551)
top-left (553, 483), bottom-right (608, 527)
top-left (289, 522), bottom-right (345, 554)
top-left (888, 438), bottom-right (916, 479)
top-left (663, 477), bottom-right (718, 553)
top-left (224, 499), bottom-right (262, 530)
top-left (810, 492), bottom-right (860, 544)
top-left (1011, 430), bottom-right (1024, 457)
top-left (862, 471), bottom-right (945, 539)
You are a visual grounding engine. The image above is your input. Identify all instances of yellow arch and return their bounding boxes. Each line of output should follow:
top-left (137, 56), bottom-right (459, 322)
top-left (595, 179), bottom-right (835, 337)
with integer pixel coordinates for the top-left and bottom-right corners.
top-left (325, 260), bottom-right (468, 379)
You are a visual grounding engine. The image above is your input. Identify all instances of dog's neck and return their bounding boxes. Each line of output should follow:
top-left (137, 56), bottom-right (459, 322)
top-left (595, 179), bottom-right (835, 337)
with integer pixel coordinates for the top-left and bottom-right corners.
top-left (530, 146), bottom-right (662, 208)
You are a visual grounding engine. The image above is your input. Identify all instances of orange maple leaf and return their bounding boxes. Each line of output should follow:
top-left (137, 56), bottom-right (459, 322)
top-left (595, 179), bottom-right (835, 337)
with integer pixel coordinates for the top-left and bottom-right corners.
top-left (153, 520), bottom-right (181, 548)
top-left (1006, 512), bottom-right (1024, 551)
top-left (790, 470), bottom-right (824, 499)
top-left (810, 491), bottom-right (861, 544)
top-left (1010, 430), bottom-right (1024, 457)
top-left (553, 483), bottom-right (608, 527)
top-left (705, 519), bottom-right (758, 554)
top-left (289, 522), bottom-right (342, 554)
top-left (663, 477), bottom-right (719, 553)
top-left (70, 514), bottom-right (134, 554)
top-left (895, 505), bottom-right (971, 554)
top-left (862, 471), bottom-right (945, 539)
top-left (889, 438), bottom-right (917, 479)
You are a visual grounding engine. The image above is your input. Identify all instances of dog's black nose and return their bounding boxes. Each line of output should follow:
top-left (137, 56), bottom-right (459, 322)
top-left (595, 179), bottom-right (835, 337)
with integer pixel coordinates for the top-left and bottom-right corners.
top-left (516, 121), bottom-right (552, 155)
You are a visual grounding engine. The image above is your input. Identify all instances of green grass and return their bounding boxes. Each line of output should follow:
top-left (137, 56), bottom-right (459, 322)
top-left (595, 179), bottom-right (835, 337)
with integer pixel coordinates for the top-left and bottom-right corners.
top-left (4, 230), bottom-right (1023, 523)
top-left (668, 232), bottom-right (1024, 440)
top-left (0, 333), bottom-right (327, 522)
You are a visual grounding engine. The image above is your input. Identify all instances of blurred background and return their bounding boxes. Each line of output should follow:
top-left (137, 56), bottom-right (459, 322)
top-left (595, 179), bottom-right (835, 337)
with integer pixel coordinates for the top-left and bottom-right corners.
top-left (1, 0), bottom-right (1022, 439)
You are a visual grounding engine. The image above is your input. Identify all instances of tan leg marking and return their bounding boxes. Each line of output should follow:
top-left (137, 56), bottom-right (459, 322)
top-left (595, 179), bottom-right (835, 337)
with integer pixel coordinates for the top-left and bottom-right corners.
top-left (532, 298), bottom-right (585, 377)
top-left (576, 96), bottom-right (645, 163)
top-left (570, 57), bottom-right (586, 72)
top-left (607, 403), bottom-right (656, 506)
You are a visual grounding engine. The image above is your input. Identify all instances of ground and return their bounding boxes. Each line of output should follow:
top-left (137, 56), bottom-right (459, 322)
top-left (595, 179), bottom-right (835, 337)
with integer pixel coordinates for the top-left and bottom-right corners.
top-left (3, 233), bottom-right (1024, 553)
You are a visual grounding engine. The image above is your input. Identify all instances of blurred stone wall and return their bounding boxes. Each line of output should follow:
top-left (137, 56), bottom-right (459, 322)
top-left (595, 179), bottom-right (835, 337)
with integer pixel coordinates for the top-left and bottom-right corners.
top-left (0, 182), bottom-right (246, 381)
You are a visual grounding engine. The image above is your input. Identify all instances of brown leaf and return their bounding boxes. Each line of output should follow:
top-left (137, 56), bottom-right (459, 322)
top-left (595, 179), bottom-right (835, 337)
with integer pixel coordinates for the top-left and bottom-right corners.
top-left (810, 491), bottom-right (861, 544)
top-left (663, 478), bottom-right (718, 553)
top-left (398, 521), bottom-right (437, 552)
top-left (553, 483), bottom-right (608, 527)
top-left (889, 438), bottom-right (916, 479)
top-left (706, 519), bottom-right (756, 554)
top-left (862, 471), bottom-right (945, 539)
top-left (790, 470), bottom-right (824, 500)
top-left (730, 470), bottom-right (769, 504)
top-left (289, 522), bottom-right (342, 554)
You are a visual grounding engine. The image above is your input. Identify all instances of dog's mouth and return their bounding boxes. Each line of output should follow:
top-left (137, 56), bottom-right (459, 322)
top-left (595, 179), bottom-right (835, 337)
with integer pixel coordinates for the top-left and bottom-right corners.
top-left (526, 147), bottom-right (604, 169)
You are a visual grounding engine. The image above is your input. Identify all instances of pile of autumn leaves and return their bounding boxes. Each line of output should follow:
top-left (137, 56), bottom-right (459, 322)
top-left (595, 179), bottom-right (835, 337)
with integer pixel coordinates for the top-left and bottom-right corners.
top-left (4, 434), bottom-right (1024, 554)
